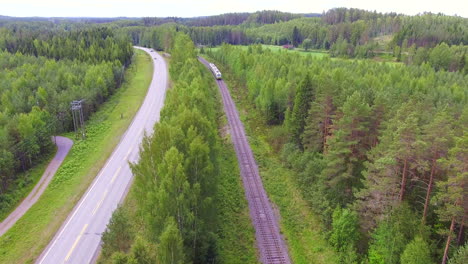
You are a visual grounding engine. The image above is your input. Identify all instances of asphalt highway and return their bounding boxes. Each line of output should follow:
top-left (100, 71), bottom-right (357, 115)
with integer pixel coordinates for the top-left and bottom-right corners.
top-left (36, 47), bottom-right (168, 264)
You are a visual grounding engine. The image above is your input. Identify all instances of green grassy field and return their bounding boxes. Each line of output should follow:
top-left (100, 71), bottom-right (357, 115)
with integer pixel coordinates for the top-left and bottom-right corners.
top-left (0, 49), bottom-right (153, 264)
top-left (205, 44), bottom-right (402, 64)
top-left (206, 44), bottom-right (329, 58)
top-left (213, 61), bottom-right (339, 264)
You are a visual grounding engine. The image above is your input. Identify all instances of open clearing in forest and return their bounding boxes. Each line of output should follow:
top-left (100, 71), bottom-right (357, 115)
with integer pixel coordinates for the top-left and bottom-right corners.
top-left (206, 45), bottom-right (329, 58)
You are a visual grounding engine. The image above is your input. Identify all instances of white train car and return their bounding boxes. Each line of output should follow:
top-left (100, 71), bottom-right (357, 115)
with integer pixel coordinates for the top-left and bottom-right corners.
top-left (209, 63), bottom-right (222, 80)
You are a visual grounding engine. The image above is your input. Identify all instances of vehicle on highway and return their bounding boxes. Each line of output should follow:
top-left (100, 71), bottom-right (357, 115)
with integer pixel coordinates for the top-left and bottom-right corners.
top-left (209, 63), bottom-right (222, 80)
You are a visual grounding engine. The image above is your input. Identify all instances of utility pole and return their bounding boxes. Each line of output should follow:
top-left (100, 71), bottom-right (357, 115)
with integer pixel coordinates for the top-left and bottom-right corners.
top-left (71, 100), bottom-right (86, 139)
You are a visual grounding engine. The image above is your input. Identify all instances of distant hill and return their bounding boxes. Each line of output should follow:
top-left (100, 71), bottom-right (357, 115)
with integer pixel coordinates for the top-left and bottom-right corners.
top-left (0, 10), bottom-right (318, 27)
top-left (141, 10), bottom-right (313, 27)
top-left (0, 15), bottom-right (140, 24)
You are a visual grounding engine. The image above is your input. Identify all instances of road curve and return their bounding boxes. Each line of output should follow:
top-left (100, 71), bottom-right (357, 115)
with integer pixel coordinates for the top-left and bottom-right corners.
top-left (199, 57), bottom-right (291, 264)
top-left (0, 136), bottom-right (73, 237)
top-left (36, 47), bottom-right (168, 264)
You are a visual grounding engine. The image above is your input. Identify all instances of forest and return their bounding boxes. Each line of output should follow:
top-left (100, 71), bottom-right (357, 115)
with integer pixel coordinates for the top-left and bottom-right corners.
top-left (0, 6), bottom-right (466, 264)
top-left (206, 44), bottom-right (467, 263)
top-left (114, 10), bottom-right (467, 260)
top-left (0, 27), bottom-right (132, 215)
top-left (119, 9), bottom-right (467, 73)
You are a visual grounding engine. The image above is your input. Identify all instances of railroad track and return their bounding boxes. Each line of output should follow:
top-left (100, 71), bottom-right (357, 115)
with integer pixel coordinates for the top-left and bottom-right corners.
top-left (199, 57), bottom-right (291, 264)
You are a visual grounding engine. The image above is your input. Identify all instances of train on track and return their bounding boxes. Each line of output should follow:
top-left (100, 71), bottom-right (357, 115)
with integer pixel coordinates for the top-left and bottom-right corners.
top-left (209, 63), bottom-right (222, 80)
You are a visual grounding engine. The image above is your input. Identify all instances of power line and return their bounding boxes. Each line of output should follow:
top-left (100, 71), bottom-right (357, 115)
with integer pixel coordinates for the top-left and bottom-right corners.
top-left (71, 99), bottom-right (86, 139)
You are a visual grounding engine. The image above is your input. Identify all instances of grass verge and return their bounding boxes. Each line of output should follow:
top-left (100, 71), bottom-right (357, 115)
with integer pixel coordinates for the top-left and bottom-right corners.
top-left (0, 49), bottom-right (153, 264)
top-left (211, 60), bottom-right (339, 264)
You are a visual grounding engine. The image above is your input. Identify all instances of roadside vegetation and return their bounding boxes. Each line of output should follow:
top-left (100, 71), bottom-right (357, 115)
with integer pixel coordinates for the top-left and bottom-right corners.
top-left (0, 49), bottom-right (152, 264)
top-left (207, 44), bottom-right (467, 264)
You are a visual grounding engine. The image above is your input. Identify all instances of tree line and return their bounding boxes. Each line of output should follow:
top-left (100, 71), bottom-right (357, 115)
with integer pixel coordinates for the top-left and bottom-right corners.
top-left (100, 33), bottom-right (224, 264)
top-left (397, 42), bottom-right (467, 73)
top-left (0, 27), bottom-right (133, 65)
top-left (81, 8), bottom-right (467, 73)
top-left (178, 8), bottom-right (467, 70)
top-left (207, 44), bottom-right (467, 264)
top-left (2, 8), bottom-right (467, 62)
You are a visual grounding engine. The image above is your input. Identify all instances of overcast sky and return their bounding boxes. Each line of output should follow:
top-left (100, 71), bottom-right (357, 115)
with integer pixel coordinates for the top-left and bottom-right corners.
top-left (1, 0), bottom-right (467, 18)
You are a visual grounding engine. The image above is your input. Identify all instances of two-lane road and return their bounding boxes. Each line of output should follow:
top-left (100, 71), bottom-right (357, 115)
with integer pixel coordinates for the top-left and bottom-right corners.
top-left (36, 47), bottom-right (168, 264)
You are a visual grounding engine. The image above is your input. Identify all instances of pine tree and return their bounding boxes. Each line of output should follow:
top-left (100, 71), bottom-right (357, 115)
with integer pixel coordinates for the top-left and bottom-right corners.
top-left (355, 106), bottom-right (422, 232)
top-left (292, 26), bottom-right (301, 47)
top-left (421, 111), bottom-right (454, 222)
top-left (302, 95), bottom-right (336, 153)
top-left (434, 133), bottom-right (468, 264)
top-left (321, 91), bottom-right (371, 207)
top-left (394, 112), bottom-right (423, 201)
top-left (288, 74), bottom-right (315, 149)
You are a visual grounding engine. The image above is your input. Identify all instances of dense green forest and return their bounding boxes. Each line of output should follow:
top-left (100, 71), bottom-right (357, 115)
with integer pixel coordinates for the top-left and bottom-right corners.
top-left (0, 28), bottom-right (132, 214)
top-left (141, 10), bottom-right (305, 27)
top-left (0, 27), bottom-right (133, 64)
top-left (206, 44), bottom-right (467, 263)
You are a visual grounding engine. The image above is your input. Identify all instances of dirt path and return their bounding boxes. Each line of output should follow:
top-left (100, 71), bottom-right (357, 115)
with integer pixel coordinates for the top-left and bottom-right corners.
top-left (0, 136), bottom-right (73, 237)
top-left (199, 57), bottom-right (291, 264)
